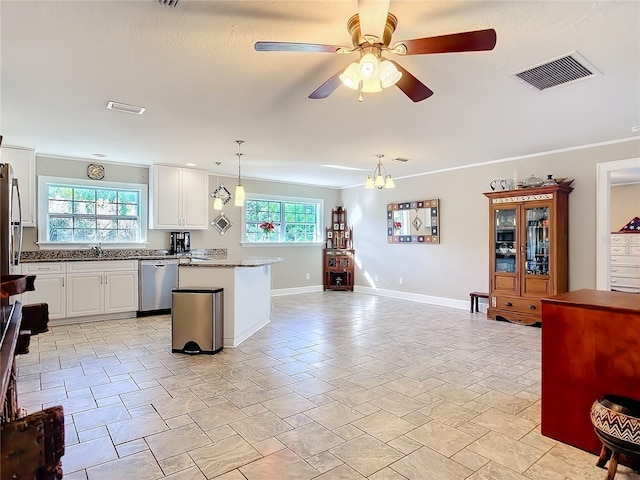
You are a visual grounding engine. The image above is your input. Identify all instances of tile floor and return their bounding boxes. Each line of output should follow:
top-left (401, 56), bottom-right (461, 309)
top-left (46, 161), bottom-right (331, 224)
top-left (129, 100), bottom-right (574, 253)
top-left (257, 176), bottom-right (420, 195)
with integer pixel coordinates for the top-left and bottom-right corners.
top-left (16, 292), bottom-right (640, 480)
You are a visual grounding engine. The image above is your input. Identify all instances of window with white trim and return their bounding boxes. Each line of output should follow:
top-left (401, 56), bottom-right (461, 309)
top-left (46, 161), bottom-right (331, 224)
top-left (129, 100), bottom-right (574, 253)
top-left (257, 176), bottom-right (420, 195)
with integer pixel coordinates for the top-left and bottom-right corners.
top-left (243, 194), bottom-right (323, 243)
top-left (37, 176), bottom-right (147, 246)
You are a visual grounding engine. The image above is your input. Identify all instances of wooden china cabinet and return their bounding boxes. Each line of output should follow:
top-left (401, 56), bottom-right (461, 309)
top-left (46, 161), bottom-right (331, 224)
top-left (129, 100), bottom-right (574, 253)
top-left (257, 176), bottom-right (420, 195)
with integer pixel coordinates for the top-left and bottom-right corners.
top-left (484, 183), bottom-right (573, 325)
top-left (323, 207), bottom-right (354, 291)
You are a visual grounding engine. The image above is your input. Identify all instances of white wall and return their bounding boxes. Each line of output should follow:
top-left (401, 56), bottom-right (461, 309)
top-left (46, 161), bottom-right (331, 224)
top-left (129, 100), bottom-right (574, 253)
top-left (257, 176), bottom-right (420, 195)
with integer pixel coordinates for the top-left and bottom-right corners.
top-left (341, 139), bottom-right (640, 304)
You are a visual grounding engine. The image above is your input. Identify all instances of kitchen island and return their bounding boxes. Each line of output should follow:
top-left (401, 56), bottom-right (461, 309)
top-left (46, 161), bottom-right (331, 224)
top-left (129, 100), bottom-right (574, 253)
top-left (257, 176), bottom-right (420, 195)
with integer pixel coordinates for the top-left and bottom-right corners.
top-left (178, 257), bottom-right (286, 347)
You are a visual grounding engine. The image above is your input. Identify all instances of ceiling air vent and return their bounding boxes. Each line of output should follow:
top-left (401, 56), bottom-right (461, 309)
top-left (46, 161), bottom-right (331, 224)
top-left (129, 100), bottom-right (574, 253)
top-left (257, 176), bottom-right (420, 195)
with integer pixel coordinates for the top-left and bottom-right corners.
top-left (513, 52), bottom-right (600, 91)
top-left (159, 0), bottom-right (179, 7)
top-left (106, 101), bottom-right (146, 115)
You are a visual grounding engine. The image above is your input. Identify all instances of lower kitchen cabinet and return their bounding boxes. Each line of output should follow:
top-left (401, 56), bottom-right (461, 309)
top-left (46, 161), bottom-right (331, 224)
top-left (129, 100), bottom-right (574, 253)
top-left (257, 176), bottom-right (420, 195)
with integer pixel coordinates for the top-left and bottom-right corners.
top-left (66, 261), bottom-right (138, 318)
top-left (21, 262), bottom-right (67, 320)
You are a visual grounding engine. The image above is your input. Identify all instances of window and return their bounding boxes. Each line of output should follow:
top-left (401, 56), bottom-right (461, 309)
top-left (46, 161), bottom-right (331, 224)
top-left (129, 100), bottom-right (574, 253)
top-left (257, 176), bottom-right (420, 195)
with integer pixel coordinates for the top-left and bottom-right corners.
top-left (243, 194), bottom-right (323, 244)
top-left (38, 176), bottom-right (147, 247)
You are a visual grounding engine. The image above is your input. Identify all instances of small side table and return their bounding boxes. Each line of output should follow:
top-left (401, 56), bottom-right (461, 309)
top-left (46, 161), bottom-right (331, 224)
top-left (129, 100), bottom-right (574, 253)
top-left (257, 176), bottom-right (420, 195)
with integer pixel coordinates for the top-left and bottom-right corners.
top-left (469, 292), bottom-right (488, 313)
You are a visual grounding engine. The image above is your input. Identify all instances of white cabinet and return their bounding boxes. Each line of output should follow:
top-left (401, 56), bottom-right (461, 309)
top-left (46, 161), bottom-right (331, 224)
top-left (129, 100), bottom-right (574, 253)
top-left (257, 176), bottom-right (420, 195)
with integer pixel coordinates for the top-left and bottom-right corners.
top-left (610, 234), bottom-right (640, 293)
top-left (149, 165), bottom-right (209, 230)
top-left (1, 146), bottom-right (36, 227)
top-left (66, 260), bottom-right (138, 317)
top-left (22, 263), bottom-right (67, 319)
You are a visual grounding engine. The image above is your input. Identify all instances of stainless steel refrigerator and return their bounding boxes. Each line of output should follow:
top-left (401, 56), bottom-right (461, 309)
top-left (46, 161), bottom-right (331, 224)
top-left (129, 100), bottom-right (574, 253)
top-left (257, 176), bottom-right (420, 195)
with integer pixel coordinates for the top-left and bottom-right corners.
top-left (0, 161), bottom-right (24, 278)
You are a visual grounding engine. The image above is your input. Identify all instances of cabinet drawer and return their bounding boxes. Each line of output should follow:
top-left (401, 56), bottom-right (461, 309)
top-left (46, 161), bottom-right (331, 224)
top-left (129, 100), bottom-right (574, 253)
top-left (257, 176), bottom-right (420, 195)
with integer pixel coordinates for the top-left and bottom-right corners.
top-left (67, 260), bottom-right (138, 272)
top-left (492, 295), bottom-right (542, 315)
top-left (490, 308), bottom-right (540, 325)
top-left (611, 255), bottom-right (640, 266)
top-left (611, 235), bottom-right (627, 245)
top-left (630, 245), bottom-right (640, 256)
top-left (610, 265), bottom-right (640, 276)
top-left (610, 276), bottom-right (640, 288)
top-left (629, 236), bottom-right (640, 246)
top-left (22, 262), bottom-right (66, 274)
top-left (610, 246), bottom-right (626, 255)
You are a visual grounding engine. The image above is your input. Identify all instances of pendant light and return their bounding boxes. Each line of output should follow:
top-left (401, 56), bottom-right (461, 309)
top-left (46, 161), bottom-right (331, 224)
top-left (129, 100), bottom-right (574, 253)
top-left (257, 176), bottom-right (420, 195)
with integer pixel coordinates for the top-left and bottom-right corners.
top-left (234, 140), bottom-right (245, 207)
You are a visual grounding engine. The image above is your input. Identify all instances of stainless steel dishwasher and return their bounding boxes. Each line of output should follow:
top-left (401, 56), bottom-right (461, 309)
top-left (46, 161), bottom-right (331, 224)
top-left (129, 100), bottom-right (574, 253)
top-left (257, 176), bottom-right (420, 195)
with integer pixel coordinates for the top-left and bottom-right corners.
top-left (138, 259), bottom-right (179, 316)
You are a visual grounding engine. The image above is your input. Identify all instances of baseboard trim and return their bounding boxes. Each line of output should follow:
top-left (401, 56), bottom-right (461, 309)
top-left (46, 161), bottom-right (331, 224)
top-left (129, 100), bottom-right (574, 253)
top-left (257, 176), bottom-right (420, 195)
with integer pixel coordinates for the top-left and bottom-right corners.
top-left (354, 286), bottom-right (469, 310)
top-left (271, 285), bottom-right (323, 296)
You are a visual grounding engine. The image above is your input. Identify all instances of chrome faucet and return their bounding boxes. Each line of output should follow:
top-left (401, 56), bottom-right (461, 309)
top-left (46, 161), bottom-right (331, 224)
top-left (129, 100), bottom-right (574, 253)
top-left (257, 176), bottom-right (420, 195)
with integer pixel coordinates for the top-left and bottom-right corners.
top-left (90, 243), bottom-right (103, 257)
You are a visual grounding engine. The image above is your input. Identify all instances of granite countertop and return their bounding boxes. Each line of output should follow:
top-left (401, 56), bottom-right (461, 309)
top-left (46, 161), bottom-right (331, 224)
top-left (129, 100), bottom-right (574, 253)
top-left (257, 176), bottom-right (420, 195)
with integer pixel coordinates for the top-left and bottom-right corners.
top-left (181, 257), bottom-right (288, 268)
top-left (20, 249), bottom-right (227, 263)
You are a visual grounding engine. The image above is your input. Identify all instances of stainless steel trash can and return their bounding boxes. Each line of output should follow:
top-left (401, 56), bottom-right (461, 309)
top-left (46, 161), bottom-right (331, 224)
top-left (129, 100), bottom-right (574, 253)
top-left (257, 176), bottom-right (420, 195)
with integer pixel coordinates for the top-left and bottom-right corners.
top-left (171, 288), bottom-right (223, 354)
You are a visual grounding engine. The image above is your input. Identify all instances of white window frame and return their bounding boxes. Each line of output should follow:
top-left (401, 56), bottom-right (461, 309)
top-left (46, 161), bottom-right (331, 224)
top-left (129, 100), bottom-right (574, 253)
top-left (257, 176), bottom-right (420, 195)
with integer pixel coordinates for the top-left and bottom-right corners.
top-left (240, 193), bottom-right (324, 247)
top-left (37, 175), bottom-right (148, 249)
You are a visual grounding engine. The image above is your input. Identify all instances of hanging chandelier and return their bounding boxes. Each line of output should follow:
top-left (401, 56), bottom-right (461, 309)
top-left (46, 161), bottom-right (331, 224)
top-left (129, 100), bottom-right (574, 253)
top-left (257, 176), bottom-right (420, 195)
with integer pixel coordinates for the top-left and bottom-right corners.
top-left (234, 140), bottom-right (245, 207)
top-left (365, 154), bottom-right (395, 189)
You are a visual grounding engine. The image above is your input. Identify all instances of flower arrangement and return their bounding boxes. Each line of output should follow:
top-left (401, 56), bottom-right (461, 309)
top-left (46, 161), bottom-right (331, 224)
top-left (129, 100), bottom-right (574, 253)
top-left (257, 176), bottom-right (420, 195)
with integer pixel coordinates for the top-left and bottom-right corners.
top-left (259, 221), bottom-right (275, 233)
top-left (394, 221), bottom-right (402, 230)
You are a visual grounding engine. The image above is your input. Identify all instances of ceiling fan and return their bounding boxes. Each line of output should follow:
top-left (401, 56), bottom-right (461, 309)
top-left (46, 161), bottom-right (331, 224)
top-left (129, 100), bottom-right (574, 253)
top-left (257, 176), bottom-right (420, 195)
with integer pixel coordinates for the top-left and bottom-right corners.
top-left (254, 0), bottom-right (496, 102)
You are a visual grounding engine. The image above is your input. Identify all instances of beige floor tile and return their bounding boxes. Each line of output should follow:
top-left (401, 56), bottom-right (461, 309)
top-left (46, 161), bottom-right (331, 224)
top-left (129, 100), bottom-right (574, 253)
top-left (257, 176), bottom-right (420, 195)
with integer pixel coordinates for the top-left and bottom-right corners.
top-left (276, 421), bottom-right (344, 458)
top-left (306, 451), bottom-right (344, 473)
top-left (466, 430), bottom-right (544, 473)
top-left (405, 420), bottom-right (475, 457)
top-left (190, 401), bottom-right (247, 431)
top-left (261, 392), bottom-right (316, 417)
top-left (313, 464), bottom-right (366, 479)
top-left (239, 449), bottom-right (317, 480)
top-left (305, 401), bottom-right (364, 430)
top-left (329, 434), bottom-right (403, 476)
top-left (63, 436), bottom-right (118, 474)
top-left (229, 410), bottom-right (292, 443)
top-left (107, 412), bottom-right (169, 444)
top-left (73, 402), bottom-right (130, 432)
top-left (146, 423), bottom-right (212, 460)
top-left (352, 410), bottom-right (416, 442)
top-left (86, 450), bottom-right (162, 480)
top-left (390, 446), bottom-right (473, 480)
top-left (152, 392), bottom-right (208, 419)
top-left (472, 407), bottom-right (537, 439)
top-left (190, 435), bottom-right (261, 478)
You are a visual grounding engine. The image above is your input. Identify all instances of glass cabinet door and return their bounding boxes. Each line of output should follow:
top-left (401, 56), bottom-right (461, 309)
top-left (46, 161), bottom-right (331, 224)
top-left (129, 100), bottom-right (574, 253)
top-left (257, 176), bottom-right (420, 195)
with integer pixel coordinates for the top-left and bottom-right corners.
top-left (494, 208), bottom-right (517, 273)
top-left (525, 206), bottom-right (550, 275)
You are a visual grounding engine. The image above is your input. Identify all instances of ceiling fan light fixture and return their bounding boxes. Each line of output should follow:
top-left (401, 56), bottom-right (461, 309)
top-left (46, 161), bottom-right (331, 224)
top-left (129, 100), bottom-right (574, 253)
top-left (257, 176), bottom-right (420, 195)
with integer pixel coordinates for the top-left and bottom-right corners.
top-left (359, 53), bottom-right (379, 78)
top-left (365, 175), bottom-right (375, 189)
top-left (361, 78), bottom-right (382, 93)
top-left (379, 60), bottom-right (402, 88)
top-left (340, 62), bottom-right (361, 89)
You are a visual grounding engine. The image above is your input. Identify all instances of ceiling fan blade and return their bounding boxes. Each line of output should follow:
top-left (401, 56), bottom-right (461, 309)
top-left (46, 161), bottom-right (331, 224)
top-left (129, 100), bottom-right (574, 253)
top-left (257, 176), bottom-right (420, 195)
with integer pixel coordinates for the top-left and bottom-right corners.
top-left (358, 0), bottom-right (390, 41)
top-left (390, 60), bottom-right (434, 102)
top-left (255, 41), bottom-right (346, 53)
top-left (308, 70), bottom-right (344, 99)
top-left (395, 28), bottom-right (497, 55)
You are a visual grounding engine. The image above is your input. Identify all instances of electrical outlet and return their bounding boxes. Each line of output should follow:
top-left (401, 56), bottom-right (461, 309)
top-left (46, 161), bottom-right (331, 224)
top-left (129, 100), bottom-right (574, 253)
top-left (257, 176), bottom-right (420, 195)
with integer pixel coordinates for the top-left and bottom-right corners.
top-left (305, 273), bottom-right (310, 280)
top-left (399, 277), bottom-right (403, 284)
top-left (374, 275), bottom-right (379, 281)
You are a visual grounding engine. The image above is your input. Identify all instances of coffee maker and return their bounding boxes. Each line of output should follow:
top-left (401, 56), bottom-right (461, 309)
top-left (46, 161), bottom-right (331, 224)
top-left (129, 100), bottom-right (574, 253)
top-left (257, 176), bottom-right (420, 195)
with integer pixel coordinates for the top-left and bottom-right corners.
top-left (169, 231), bottom-right (191, 255)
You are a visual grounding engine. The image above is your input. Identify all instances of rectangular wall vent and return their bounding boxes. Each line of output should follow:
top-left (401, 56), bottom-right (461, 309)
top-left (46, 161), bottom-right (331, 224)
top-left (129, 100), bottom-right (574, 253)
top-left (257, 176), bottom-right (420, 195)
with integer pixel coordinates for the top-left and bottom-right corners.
top-left (106, 101), bottom-right (146, 115)
top-left (513, 52), bottom-right (600, 91)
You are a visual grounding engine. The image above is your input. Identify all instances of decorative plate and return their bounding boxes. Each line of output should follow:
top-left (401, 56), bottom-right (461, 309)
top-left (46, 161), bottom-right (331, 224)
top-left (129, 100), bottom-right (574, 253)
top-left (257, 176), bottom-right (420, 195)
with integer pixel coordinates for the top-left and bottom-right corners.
top-left (87, 163), bottom-right (105, 180)
top-left (210, 184), bottom-right (232, 205)
top-left (211, 213), bottom-right (232, 235)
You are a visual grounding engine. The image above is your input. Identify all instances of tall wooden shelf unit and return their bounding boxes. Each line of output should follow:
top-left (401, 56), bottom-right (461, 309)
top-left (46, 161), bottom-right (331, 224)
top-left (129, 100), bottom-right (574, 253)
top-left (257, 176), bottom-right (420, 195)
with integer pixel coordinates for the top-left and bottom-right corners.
top-left (484, 183), bottom-right (572, 325)
top-left (323, 207), bottom-right (354, 291)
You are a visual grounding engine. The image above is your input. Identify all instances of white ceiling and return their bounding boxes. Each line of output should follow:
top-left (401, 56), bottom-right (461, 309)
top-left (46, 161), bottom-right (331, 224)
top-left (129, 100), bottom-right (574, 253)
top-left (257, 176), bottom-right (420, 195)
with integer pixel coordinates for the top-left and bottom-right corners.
top-left (1, 0), bottom-right (639, 188)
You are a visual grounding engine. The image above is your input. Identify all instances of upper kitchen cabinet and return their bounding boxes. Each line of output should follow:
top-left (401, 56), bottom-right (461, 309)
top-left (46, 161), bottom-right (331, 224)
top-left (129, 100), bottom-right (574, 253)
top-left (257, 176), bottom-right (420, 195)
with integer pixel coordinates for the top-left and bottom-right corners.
top-left (149, 165), bottom-right (209, 230)
top-left (1, 146), bottom-right (36, 227)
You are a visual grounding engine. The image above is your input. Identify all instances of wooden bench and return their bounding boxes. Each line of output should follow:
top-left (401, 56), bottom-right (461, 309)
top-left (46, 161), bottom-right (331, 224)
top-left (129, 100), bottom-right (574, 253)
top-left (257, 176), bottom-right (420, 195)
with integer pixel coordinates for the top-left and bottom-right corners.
top-left (470, 292), bottom-right (488, 313)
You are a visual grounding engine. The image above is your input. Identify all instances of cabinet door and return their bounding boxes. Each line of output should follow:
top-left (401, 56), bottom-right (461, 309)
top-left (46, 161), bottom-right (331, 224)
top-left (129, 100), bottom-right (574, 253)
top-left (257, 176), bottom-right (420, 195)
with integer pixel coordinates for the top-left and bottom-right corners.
top-left (1, 146), bottom-right (36, 227)
top-left (491, 206), bottom-right (518, 295)
top-left (149, 165), bottom-right (181, 229)
top-left (104, 271), bottom-right (138, 313)
top-left (66, 272), bottom-right (103, 317)
top-left (22, 275), bottom-right (66, 320)
top-left (181, 168), bottom-right (209, 230)
top-left (523, 204), bottom-right (551, 296)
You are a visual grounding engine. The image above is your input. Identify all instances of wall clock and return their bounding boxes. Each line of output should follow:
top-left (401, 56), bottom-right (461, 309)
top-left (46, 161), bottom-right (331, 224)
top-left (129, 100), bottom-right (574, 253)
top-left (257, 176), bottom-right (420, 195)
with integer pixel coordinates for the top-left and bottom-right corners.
top-left (87, 163), bottom-right (105, 180)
